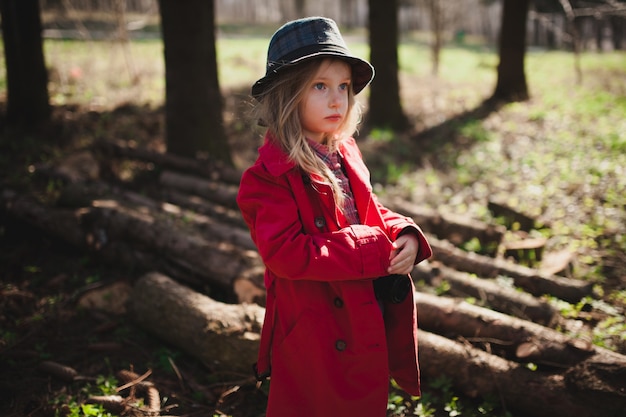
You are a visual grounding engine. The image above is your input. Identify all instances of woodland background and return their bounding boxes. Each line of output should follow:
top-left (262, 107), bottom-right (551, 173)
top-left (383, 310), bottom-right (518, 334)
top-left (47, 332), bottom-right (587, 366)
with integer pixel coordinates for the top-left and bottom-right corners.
top-left (0, 1), bottom-right (625, 417)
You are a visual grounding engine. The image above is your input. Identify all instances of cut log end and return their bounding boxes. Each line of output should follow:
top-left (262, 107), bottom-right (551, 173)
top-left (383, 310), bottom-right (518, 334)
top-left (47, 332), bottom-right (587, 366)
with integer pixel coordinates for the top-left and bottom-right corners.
top-left (234, 277), bottom-right (265, 305)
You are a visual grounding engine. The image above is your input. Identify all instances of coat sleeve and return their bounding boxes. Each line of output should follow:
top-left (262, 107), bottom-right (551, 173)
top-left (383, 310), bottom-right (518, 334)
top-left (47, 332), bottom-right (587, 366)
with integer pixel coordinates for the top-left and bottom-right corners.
top-left (374, 195), bottom-right (433, 265)
top-left (237, 164), bottom-right (395, 282)
top-left (340, 137), bottom-right (432, 265)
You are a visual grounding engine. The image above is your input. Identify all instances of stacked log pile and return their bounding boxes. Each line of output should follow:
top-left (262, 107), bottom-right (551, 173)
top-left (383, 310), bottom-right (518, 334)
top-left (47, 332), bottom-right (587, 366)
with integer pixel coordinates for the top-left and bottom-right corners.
top-left (2, 142), bottom-right (625, 417)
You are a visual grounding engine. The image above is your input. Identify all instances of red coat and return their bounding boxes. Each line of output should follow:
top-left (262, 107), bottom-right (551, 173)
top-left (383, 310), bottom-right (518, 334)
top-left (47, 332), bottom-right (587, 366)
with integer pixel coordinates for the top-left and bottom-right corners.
top-left (237, 133), bottom-right (432, 417)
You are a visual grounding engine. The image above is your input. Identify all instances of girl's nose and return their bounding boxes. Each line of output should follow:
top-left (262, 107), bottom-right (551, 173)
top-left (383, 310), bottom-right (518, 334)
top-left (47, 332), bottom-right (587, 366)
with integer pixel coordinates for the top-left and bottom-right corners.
top-left (329, 90), bottom-right (342, 108)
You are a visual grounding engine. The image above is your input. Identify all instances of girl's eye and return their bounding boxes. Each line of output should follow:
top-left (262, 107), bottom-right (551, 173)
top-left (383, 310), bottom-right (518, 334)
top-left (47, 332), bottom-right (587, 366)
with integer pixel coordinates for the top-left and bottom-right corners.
top-left (339, 83), bottom-right (350, 91)
top-left (314, 83), bottom-right (325, 90)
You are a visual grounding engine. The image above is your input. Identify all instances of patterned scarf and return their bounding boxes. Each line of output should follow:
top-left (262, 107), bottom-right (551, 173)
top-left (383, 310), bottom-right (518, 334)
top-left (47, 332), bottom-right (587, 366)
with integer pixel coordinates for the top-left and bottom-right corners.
top-left (307, 139), bottom-right (361, 225)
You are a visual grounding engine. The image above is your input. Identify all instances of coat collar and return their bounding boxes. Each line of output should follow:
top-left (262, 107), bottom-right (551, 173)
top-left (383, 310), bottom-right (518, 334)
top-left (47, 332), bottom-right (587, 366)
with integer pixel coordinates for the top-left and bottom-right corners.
top-left (257, 132), bottom-right (297, 177)
top-left (258, 131), bottom-right (365, 180)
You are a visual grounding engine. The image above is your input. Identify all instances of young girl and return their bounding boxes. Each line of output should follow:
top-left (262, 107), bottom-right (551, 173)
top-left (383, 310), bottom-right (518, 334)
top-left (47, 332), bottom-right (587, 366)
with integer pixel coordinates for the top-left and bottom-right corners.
top-left (237, 17), bottom-right (432, 417)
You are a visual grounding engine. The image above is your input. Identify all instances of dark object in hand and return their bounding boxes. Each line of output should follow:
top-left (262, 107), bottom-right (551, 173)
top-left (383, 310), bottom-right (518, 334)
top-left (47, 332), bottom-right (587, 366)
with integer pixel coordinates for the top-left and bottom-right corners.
top-left (373, 274), bottom-right (411, 304)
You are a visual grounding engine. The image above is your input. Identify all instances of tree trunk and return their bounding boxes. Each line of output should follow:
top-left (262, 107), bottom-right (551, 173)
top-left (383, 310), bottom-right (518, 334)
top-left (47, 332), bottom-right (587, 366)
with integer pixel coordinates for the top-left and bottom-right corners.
top-left (559, 0), bottom-right (583, 84)
top-left (428, 236), bottom-right (593, 303)
top-left (1, 186), bottom-right (266, 303)
top-left (413, 262), bottom-right (558, 325)
top-left (418, 330), bottom-right (626, 417)
top-left (341, 0), bottom-right (359, 28)
top-left (367, 0), bottom-right (409, 131)
top-left (94, 139), bottom-right (243, 184)
top-left (490, 0), bottom-right (530, 103)
top-left (129, 272), bottom-right (265, 374)
top-left (127, 273), bottom-right (626, 417)
top-left (0, 0), bottom-right (50, 131)
top-left (386, 198), bottom-right (505, 257)
top-left (159, 170), bottom-right (240, 210)
top-left (413, 291), bottom-right (605, 367)
top-left (610, 15), bottom-right (624, 50)
top-left (425, 0), bottom-right (443, 76)
top-left (158, 0), bottom-right (232, 165)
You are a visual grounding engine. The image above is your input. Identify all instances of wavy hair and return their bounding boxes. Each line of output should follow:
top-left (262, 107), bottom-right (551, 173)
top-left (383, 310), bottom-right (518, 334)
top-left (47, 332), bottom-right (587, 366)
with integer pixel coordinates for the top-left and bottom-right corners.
top-left (253, 58), bottom-right (363, 209)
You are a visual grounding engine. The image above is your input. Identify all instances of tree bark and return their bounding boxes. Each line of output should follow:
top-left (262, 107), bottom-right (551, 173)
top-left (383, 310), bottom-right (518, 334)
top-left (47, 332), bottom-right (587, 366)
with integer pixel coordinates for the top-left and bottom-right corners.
top-left (159, 170), bottom-right (240, 210)
top-left (94, 139), bottom-right (242, 184)
top-left (1, 187), bottom-right (265, 303)
top-left (0, 0), bottom-right (50, 131)
top-left (413, 262), bottom-right (558, 326)
top-left (425, 0), bottom-right (443, 76)
top-left (428, 236), bottom-right (593, 303)
top-left (127, 273), bottom-right (626, 417)
top-left (490, 0), bottom-right (530, 103)
top-left (413, 291), bottom-right (626, 369)
top-left (418, 330), bottom-right (626, 417)
top-left (129, 272), bottom-right (265, 374)
top-left (158, 0), bottom-right (232, 164)
top-left (160, 188), bottom-right (247, 230)
top-left (386, 198), bottom-right (505, 257)
top-left (367, 0), bottom-right (409, 130)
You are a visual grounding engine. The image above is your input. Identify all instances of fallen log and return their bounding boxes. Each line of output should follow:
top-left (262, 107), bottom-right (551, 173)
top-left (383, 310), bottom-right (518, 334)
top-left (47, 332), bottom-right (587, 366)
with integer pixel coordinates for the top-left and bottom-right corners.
top-left (129, 272), bottom-right (264, 374)
top-left (129, 273), bottom-right (626, 417)
top-left (94, 139), bottom-right (243, 185)
top-left (160, 188), bottom-right (247, 229)
top-left (58, 181), bottom-right (255, 251)
top-left (1, 189), bottom-right (87, 248)
top-left (413, 261), bottom-right (558, 326)
top-left (427, 237), bottom-right (593, 302)
top-left (383, 198), bottom-right (505, 257)
top-left (413, 291), bottom-right (625, 369)
top-left (502, 235), bottom-right (547, 267)
top-left (3, 188), bottom-right (229, 291)
top-left (488, 199), bottom-right (536, 231)
top-left (417, 330), bottom-right (625, 417)
top-left (82, 200), bottom-right (263, 292)
top-left (1, 189), bottom-right (265, 303)
top-left (159, 170), bottom-right (240, 210)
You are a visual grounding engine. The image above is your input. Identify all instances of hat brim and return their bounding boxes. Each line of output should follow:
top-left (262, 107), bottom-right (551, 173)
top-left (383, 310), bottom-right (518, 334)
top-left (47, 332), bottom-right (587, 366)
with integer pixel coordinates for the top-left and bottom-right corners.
top-left (251, 52), bottom-right (374, 100)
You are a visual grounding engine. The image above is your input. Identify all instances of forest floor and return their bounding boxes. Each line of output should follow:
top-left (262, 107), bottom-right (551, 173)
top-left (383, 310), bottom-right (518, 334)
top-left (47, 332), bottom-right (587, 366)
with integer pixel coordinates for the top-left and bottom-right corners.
top-left (1, 36), bottom-right (625, 416)
top-left (0, 100), bottom-right (542, 417)
top-left (0, 104), bottom-right (274, 417)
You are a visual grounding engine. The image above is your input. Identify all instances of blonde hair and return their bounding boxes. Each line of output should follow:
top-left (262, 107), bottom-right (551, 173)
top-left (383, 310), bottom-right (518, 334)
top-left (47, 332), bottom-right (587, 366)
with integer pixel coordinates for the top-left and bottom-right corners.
top-left (253, 58), bottom-right (363, 208)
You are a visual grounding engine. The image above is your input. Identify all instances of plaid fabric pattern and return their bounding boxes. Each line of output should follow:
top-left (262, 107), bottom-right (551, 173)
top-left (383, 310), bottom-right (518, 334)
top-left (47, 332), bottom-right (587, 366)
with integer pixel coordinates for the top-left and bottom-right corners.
top-left (267, 18), bottom-right (348, 68)
top-left (251, 17), bottom-right (374, 99)
top-left (308, 139), bottom-right (361, 225)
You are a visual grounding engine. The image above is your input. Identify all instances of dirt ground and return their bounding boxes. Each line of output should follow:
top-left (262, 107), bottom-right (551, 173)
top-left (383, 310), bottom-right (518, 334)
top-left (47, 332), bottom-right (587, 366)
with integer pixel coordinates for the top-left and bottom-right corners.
top-left (1, 74), bottom-right (624, 416)
top-left (0, 104), bottom-right (270, 417)
top-left (0, 210), bottom-right (272, 417)
top-left (0, 97), bottom-right (479, 417)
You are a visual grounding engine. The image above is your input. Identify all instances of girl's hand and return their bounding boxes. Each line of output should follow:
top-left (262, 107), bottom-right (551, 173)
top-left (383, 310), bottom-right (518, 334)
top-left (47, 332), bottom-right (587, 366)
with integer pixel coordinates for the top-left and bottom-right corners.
top-left (388, 233), bottom-right (419, 275)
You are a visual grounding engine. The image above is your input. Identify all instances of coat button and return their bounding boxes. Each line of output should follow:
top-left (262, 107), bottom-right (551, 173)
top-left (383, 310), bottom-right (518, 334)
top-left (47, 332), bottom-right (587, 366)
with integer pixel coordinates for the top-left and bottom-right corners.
top-left (314, 217), bottom-right (326, 229)
top-left (334, 297), bottom-right (344, 308)
top-left (335, 340), bottom-right (347, 351)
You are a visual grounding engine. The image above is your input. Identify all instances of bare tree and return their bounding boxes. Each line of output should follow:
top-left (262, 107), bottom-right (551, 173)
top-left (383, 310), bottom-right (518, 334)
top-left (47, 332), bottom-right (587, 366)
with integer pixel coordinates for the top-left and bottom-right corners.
top-left (367, 0), bottom-right (409, 131)
top-left (0, 0), bottom-right (50, 132)
top-left (423, 0), bottom-right (444, 76)
top-left (489, 0), bottom-right (530, 103)
top-left (341, 0), bottom-right (359, 28)
top-left (158, 0), bottom-right (233, 165)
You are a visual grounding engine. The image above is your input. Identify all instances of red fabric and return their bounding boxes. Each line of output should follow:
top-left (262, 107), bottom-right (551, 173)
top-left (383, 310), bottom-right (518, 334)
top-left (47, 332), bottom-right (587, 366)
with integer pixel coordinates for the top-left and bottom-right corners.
top-left (237, 132), bottom-right (432, 417)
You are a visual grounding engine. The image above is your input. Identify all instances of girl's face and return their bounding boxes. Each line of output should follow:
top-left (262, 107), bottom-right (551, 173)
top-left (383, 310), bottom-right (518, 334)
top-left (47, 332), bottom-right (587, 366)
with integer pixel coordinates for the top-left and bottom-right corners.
top-left (299, 59), bottom-right (351, 144)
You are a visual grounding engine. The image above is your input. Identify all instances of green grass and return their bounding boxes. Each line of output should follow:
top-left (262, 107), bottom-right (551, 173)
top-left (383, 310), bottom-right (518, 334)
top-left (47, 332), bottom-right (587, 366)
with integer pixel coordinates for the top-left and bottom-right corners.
top-left (42, 38), bottom-right (165, 106)
top-left (29, 36), bottom-right (267, 107)
top-left (1, 28), bottom-right (625, 416)
top-left (2, 24), bottom-right (621, 300)
top-left (431, 50), bottom-right (626, 280)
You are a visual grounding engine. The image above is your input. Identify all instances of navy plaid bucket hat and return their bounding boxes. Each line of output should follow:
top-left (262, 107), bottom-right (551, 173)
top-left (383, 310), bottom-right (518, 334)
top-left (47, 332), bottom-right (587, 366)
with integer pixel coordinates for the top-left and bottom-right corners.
top-left (251, 17), bottom-right (374, 99)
